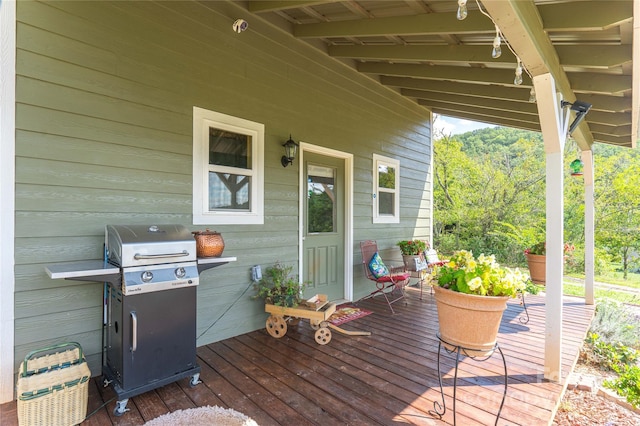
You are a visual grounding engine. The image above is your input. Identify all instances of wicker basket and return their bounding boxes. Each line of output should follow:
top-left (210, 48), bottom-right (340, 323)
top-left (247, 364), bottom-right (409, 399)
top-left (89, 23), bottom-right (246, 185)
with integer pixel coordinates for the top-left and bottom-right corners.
top-left (192, 229), bottom-right (225, 257)
top-left (17, 342), bottom-right (91, 426)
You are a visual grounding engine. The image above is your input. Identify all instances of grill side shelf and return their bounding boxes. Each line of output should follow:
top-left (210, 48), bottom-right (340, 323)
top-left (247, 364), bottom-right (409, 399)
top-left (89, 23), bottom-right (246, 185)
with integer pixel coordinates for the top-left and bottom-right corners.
top-left (197, 256), bottom-right (237, 274)
top-left (45, 260), bottom-right (121, 285)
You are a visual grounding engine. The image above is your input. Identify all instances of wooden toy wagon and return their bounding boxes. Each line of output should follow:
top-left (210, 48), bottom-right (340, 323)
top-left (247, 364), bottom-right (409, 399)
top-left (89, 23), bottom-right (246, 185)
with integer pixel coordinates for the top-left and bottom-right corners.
top-left (264, 294), bottom-right (370, 345)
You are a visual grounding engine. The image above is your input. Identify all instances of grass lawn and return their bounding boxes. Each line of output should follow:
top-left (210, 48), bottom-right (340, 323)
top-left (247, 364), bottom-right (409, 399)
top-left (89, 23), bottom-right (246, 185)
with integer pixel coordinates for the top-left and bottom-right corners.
top-left (562, 282), bottom-right (640, 305)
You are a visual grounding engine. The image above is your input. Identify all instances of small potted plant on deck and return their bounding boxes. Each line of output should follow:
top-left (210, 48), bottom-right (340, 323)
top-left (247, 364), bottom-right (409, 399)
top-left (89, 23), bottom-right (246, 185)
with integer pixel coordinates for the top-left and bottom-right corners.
top-left (524, 241), bottom-right (575, 285)
top-left (253, 262), bottom-right (307, 308)
top-left (430, 250), bottom-right (527, 355)
top-left (397, 239), bottom-right (428, 271)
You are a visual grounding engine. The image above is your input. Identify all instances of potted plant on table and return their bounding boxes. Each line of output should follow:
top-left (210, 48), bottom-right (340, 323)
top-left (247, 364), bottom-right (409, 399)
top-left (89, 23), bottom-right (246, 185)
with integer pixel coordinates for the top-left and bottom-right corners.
top-left (430, 250), bottom-right (527, 356)
top-left (253, 262), bottom-right (307, 308)
top-left (397, 239), bottom-right (428, 271)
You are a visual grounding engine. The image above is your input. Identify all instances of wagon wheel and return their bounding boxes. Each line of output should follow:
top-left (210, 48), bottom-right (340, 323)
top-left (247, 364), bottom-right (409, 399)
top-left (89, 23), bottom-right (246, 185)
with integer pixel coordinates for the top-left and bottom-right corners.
top-left (314, 327), bottom-right (332, 345)
top-left (309, 319), bottom-right (321, 330)
top-left (266, 315), bottom-right (287, 338)
top-left (288, 317), bottom-right (301, 326)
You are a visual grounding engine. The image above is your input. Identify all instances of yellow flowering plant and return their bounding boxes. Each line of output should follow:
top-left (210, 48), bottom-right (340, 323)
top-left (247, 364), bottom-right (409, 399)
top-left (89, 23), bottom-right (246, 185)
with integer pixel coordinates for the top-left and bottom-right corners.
top-left (430, 250), bottom-right (527, 298)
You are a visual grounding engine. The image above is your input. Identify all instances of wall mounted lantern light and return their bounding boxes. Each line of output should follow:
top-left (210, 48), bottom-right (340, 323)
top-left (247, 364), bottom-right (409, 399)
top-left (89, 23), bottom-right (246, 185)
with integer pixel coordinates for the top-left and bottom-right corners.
top-left (281, 135), bottom-right (298, 167)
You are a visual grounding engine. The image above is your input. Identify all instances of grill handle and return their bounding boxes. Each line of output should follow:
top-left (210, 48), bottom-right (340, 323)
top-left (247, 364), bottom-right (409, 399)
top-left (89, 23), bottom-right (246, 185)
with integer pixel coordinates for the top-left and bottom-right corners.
top-left (133, 251), bottom-right (189, 260)
top-left (130, 311), bottom-right (137, 352)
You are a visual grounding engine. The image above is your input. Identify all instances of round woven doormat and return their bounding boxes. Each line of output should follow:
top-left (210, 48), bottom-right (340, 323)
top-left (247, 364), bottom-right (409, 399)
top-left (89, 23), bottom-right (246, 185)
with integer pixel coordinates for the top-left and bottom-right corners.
top-left (144, 405), bottom-right (258, 426)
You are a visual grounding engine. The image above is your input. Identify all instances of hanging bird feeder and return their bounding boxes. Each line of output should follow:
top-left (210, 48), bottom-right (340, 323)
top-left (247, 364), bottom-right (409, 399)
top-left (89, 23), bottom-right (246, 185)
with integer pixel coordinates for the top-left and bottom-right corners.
top-left (569, 158), bottom-right (584, 176)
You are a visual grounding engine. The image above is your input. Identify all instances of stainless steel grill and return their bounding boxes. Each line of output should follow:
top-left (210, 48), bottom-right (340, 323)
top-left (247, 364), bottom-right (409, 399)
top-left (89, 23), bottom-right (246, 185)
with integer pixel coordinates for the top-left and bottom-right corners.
top-left (105, 224), bottom-right (199, 295)
top-left (45, 224), bottom-right (236, 418)
top-left (103, 224), bottom-right (202, 416)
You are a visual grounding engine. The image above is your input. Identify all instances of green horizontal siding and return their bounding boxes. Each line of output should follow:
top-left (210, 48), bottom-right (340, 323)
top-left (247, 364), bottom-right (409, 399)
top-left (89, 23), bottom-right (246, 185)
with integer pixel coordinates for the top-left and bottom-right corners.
top-left (14, 0), bottom-right (431, 380)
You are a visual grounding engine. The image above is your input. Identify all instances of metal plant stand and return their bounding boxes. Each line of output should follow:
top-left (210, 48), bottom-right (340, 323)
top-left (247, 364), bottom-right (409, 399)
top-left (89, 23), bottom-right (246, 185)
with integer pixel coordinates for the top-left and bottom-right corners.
top-left (429, 334), bottom-right (508, 426)
top-left (519, 291), bottom-right (530, 324)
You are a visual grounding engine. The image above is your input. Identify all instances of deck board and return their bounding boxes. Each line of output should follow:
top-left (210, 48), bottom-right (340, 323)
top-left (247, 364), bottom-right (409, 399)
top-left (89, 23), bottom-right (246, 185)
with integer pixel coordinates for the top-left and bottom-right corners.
top-left (1, 288), bottom-right (594, 425)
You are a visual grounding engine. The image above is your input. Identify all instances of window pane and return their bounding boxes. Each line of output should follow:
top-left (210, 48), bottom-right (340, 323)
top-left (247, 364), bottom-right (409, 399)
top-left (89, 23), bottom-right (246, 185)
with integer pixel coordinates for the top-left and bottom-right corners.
top-left (378, 192), bottom-right (395, 215)
top-left (378, 164), bottom-right (395, 189)
top-left (208, 172), bottom-right (251, 210)
top-left (307, 165), bottom-right (335, 233)
top-left (209, 128), bottom-right (252, 169)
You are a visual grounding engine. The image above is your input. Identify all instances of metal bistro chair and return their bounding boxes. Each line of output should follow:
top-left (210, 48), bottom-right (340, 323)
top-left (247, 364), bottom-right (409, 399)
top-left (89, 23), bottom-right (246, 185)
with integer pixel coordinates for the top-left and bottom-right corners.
top-left (422, 249), bottom-right (448, 298)
top-left (358, 240), bottom-right (411, 314)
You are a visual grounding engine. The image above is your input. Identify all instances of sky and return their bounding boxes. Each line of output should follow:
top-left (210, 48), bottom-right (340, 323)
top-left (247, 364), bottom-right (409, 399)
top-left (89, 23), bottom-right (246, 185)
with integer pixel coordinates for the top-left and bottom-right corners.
top-left (433, 114), bottom-right (497, 136)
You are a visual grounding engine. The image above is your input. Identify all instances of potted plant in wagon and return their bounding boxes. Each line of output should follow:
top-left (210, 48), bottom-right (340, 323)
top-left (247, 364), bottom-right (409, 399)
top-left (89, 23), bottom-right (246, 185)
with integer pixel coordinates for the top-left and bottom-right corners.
top-left (430, 250), bottom-right (527, 356)
top-left (397, 239), bottom-right (428, 271)
top-left (253, 261), bottom-right (307, 308)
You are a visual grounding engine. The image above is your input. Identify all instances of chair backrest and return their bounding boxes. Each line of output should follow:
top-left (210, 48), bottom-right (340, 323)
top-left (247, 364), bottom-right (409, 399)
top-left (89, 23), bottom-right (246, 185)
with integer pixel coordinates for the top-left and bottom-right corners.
top-left (360, 240), bottom-right (379, 281)
top-left (425, 249), bottom-right (441, 264)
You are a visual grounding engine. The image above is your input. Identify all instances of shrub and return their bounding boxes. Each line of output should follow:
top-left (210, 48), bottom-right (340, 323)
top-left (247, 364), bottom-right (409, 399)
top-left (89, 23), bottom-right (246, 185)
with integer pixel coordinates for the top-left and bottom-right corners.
top-left (604, 364), bottom-right (640, 409)
top-left (583, 333), bottom-right (638, 371)
top-left (588, 300), bottom-right (640, 350)
top-left (580, 300), bottom-right (640, 408)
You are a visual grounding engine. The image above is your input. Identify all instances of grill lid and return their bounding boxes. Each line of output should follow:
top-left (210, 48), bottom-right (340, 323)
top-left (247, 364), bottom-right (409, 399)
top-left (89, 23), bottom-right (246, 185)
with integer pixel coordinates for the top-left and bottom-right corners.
top-left (106, 224), bottom-right (197, 267)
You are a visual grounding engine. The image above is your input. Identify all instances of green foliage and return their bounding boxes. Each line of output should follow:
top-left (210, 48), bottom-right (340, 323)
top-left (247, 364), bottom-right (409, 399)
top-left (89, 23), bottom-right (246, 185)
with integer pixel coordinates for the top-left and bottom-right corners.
top-left (604, 364), bottom-right (640, 409)
top-left (253, 262), bottom-right (307, 307)
top-left (588, 300), bottom-right (640, 350)
top-left (583, 332), bottom-right (638, 371)
top-left (431, 250), bottom-right (527, 297)
top-left (432, 125), bottom-right (640, 278)
top-left (397, 239), bottom-right (428, 255)
top-left (524, 279), bottom-right (540, 295)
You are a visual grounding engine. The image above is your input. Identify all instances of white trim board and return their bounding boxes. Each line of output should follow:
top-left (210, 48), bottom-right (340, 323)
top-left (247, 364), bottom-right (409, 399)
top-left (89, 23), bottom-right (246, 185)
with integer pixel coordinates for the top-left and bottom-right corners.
top-left (0, 0), bottom-right (17, 403)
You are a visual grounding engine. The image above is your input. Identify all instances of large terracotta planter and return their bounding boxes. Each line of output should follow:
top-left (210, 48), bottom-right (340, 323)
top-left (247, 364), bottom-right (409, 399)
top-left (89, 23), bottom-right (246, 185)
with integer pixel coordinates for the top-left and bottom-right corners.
top-left (433, 286), bottom-right (509, 357)
top-left (526, 253), bottom-right (546, 285)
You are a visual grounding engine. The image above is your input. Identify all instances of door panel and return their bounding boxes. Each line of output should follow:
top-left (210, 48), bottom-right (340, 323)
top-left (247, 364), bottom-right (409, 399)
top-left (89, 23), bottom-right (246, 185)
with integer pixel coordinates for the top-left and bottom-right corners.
top-left (303, 152), bottom-right (344, 301)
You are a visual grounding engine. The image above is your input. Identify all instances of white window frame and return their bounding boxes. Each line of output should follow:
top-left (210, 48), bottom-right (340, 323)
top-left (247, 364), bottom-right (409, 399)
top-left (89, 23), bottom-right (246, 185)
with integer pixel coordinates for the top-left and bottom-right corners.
top-left (372, 154), bottom-right (400, 224)
top-left (193, 107), bottom-right (264, 225)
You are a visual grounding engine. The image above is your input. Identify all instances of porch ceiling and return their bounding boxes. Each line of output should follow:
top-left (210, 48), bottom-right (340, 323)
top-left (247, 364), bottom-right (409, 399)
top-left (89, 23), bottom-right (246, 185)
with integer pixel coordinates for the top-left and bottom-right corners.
top-left (247, 0), bottom-right (638, 150)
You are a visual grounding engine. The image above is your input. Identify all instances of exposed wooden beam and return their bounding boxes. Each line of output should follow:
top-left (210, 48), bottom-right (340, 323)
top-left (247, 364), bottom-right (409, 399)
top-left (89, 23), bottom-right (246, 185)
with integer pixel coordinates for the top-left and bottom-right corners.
top-left (431, 108), bottom-right (542, 133)
top-left (481, 0), bottom-right (594, 147)
top-left (248, 1), bottom-right (337, 13)
top-left (572, 93), bottom-right (631, 113)
top-left (555, 45), bottom-right (631, 69)
top-left (329, 44), bottom-right (630, 70)
top-left (404, 89), bottom-right (539, 115)
top-left (359, 62), bottom-right (626, 94)
top-left (539, 1), bottom-right (632, 31)
top-left (329, 44), bottom-right (517, 65)
top-left (569, 73), bottom-right (633, 95)
top-left (591, 133), bottom-right (632, 146)
top-left (358, 62), bottom-right (531, 86)
top-left (294, 10), bottom-right (492, 38)
top-left (381, 76), bottom-right (631, 112)
top-left (419, 99), bottom-right (540, 125)
top-left (291, 2), bottom-right (630, 38)
top-left (382, 76), bottom-right (531, 101)
top-left (586, 111), bottom-right (631, 126)
top-left (589, 123), bottom-right (632, 137)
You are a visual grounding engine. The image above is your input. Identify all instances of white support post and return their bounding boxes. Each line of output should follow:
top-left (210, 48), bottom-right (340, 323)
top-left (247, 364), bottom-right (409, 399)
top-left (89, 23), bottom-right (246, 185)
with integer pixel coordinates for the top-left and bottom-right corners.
top-left (0, 0), bottom-right (16, 404)
top-left (533, 73), bottom-right (566, 382)
top-left (583, 150), bottom-right (595, 305)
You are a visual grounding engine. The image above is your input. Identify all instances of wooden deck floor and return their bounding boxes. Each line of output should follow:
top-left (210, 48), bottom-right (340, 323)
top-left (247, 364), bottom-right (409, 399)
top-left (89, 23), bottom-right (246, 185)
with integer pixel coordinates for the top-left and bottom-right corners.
top-left (1, 287), bottom-right (594, 425)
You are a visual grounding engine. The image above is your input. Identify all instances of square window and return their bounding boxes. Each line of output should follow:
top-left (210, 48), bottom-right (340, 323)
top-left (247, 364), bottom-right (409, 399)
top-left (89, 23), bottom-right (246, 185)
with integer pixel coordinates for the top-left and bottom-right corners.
top-left (193, 107), bottom-right (264, 225)
top-left (373, 154), bottom-right (400, 224)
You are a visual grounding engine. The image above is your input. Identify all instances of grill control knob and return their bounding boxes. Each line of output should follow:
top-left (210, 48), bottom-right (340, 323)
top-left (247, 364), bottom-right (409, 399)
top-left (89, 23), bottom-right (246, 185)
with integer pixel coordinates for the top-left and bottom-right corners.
top-left (141, 271), bottom-right (153, 282)
top-left (175, 267), bottom-right (186, 278)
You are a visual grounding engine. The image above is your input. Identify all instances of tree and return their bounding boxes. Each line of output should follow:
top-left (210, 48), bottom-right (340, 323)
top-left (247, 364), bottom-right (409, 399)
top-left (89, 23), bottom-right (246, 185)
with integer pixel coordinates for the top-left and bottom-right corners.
top-left (595, 152), bottom-right (640, 278)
